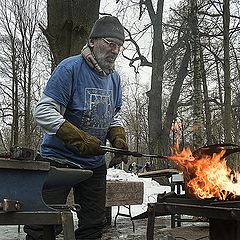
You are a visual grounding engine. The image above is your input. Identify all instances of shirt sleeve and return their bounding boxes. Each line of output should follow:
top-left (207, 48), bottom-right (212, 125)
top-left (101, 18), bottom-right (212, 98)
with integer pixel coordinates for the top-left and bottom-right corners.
top-left (110, 108), bottom-right (123, 127)
top-left (109, 73), bottom-right (124, 128)
top-left (34, 94), bottom-right (66, 134)
top-left (43, 65), bottom-right (73, 107)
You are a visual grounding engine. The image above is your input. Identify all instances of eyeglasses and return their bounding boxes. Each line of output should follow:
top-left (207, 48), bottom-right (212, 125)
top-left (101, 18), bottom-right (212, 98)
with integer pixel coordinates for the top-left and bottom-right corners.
top-left (102, 38), bottom-right (124, 52)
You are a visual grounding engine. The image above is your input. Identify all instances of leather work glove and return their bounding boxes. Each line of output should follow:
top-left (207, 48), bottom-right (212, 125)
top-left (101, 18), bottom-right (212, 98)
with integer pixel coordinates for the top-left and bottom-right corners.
top-left (107, 126), bottom-right (128, 168)
top-left (56, 120), bottom-right (105, 156)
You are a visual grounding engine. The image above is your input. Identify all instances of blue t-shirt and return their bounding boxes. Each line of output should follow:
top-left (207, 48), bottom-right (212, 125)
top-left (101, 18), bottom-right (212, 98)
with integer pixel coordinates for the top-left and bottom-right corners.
top-left (40, 54), bottom-right (122, 169)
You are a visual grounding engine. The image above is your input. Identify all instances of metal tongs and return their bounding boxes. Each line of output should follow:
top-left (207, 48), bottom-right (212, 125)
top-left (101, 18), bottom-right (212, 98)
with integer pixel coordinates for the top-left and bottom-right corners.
top-left (101, 145), bottom-right (151, 157)
top-left (100, 145), bottom-right (183, 160)
top-left (101, 143), bottom-right (240, 161)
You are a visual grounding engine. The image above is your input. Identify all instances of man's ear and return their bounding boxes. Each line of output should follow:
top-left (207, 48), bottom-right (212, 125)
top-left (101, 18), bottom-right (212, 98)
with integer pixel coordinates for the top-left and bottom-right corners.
top-left (88, 39), bottom-right (94, 48)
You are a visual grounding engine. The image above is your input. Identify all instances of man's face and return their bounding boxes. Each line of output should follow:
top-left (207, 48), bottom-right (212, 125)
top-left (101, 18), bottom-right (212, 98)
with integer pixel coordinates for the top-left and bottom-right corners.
top-left (91, 38), bottom-right (124, 72)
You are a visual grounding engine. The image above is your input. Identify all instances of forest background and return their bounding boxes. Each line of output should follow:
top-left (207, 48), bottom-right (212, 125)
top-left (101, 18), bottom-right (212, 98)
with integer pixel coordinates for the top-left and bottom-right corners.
top-left (0, 0), bottom-right (240, 171)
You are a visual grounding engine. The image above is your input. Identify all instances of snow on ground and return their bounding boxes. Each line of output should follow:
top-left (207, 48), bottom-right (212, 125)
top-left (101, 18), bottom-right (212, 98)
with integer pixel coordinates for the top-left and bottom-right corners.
top-left (106, 168), bottom-right (172, 217)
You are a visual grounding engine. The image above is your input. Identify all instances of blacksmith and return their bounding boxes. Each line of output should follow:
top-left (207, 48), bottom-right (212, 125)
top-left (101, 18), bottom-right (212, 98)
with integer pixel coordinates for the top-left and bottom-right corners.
top-left (24, 16), bottom-right (128, 240)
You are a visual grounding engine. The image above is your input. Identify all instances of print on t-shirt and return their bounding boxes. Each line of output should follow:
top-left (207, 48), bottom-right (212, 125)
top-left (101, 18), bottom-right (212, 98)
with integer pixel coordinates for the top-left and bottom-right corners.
top-left (83, 88), bottom-right (113, 129)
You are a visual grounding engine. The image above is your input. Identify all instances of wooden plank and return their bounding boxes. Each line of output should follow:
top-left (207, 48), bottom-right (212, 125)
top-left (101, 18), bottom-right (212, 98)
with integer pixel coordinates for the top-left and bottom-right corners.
top-left (0, 211), bottom-right (62, 225)
top-left (106, 181), bottom-right (144, 207)
top-left (137, 169), bottom-right (180, 178)
top-left (0, 159), bottom-right (50, 171)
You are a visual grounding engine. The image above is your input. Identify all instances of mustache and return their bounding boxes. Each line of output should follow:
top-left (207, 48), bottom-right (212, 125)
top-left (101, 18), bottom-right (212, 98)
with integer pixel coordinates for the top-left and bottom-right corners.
top-left (106, 54), bottom-right (117, 61)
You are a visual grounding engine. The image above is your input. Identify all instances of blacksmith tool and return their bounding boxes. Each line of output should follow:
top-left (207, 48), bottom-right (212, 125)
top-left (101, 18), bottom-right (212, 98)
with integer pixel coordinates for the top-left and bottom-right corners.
top-left (100, 145), bottom-right (194, 161)
top-left (101, 145), bottom-right (164, 158)
top-left (101, 143), bottom-right (240, 162)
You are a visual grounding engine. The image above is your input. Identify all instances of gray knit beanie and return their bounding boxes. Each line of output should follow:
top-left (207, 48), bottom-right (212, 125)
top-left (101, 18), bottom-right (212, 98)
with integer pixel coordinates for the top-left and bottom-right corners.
top-left (89, 16), bottom-right (125, 41)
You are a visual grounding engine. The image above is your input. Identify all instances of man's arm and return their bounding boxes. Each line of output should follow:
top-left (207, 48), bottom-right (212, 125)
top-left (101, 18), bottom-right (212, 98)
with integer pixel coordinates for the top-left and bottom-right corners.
top-left (34, 93), bottom-right (66, 134)
top-left (34, 94), bottom-right (105, 156)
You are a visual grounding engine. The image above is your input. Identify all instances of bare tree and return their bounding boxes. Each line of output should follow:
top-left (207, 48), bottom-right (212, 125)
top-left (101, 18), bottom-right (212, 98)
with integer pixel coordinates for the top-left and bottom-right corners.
top-left (0, 0), bottom-right (21, 148)
top-left (16, 0), bottom-right (42, 147)
top-left (121, 1), bottom-right (192, 164)
top-left (117, 0), bottom-right (240, 164)
top-left (223, 0), bottom-right (232, 143)
top-left (188, 0), bottom-right (204, 148)
top-left (0, 0), bottom-right (45, 150)
top-left (121, 75), bottom-right (149, 167)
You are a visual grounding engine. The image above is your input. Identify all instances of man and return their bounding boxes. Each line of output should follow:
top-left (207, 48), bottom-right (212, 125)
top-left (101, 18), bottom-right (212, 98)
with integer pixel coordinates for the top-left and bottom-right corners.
top-left (25, 16), bottom-right (128, 240)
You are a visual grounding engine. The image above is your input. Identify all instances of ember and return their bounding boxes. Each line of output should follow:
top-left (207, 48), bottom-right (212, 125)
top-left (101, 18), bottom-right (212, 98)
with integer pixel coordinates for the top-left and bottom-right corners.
top-left (169, 145), bottom-right (240, 200)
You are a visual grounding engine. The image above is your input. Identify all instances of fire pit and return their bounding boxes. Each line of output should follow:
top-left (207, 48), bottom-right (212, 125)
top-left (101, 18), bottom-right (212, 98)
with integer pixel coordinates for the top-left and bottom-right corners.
top-left (146, 192), bottom-right (240, 240)
top-left (145, 144), bottom-right (240, 240)
top-left (103, 143), bottom-right (240, 239)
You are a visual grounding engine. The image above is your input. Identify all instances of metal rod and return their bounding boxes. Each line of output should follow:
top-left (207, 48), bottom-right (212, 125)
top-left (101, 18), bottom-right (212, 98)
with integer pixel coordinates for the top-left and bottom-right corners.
top-left (100, 145), bottom-right (194, 161)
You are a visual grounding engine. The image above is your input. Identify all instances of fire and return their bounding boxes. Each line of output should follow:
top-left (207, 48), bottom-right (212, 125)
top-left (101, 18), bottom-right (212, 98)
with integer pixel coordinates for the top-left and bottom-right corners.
top-left (170, 146), bottom-right (240, 200)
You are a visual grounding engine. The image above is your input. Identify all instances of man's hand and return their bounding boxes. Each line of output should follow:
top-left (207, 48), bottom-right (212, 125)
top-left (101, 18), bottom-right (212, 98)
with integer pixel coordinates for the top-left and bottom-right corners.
top-left (107, 127), bottom-right (128, 168)
top-left (56, 120), bottom-right (105, 156)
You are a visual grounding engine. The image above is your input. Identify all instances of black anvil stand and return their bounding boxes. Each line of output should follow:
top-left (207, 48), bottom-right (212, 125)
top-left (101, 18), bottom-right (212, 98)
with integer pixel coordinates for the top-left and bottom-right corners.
top-left (0, 159), bottom-right (92, 240)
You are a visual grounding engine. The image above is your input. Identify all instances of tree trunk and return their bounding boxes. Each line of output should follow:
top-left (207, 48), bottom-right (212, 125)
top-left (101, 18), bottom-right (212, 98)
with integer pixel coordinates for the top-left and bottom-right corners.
top-left (223, 0), bottom-right (232, 143)
top-left (44, 0), bottom-right (100, 67)
top-left (160, 41), bottom-right (191, 157)
top-left (144, 0), bottom-right (191, 171)
top-left (223, 0), bottom-right (234, 168)
top-left (11, 43), bottom-right (19, 147)
top-left (200, 45), bottom-right (213, 145)
top-left (146, 0), bottom-right (164, 157)
top-left (189, 0), bottom-right (204, 148)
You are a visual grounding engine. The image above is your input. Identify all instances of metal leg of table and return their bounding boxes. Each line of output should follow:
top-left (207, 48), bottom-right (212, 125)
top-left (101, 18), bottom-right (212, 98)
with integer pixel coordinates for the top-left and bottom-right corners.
top-left (114, 205), bottom-right (135, 232)
top-left (43, 225), bottom-right (56, 240)
top-left (61, 211), bottom-right (76, 240)
top-left (146, 203), bottom-right (156, 240)
top-left (106, 207), bottom-right (112, 225)
top-left (209, 218), bottom-right (240, 240)
top-left (170, 181), bottom-right (184, 228)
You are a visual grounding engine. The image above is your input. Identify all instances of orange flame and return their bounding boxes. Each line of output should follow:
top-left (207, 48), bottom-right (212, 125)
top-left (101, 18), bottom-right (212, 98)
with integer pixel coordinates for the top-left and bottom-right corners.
top-left (170, 146), bottom-right (240, 200)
